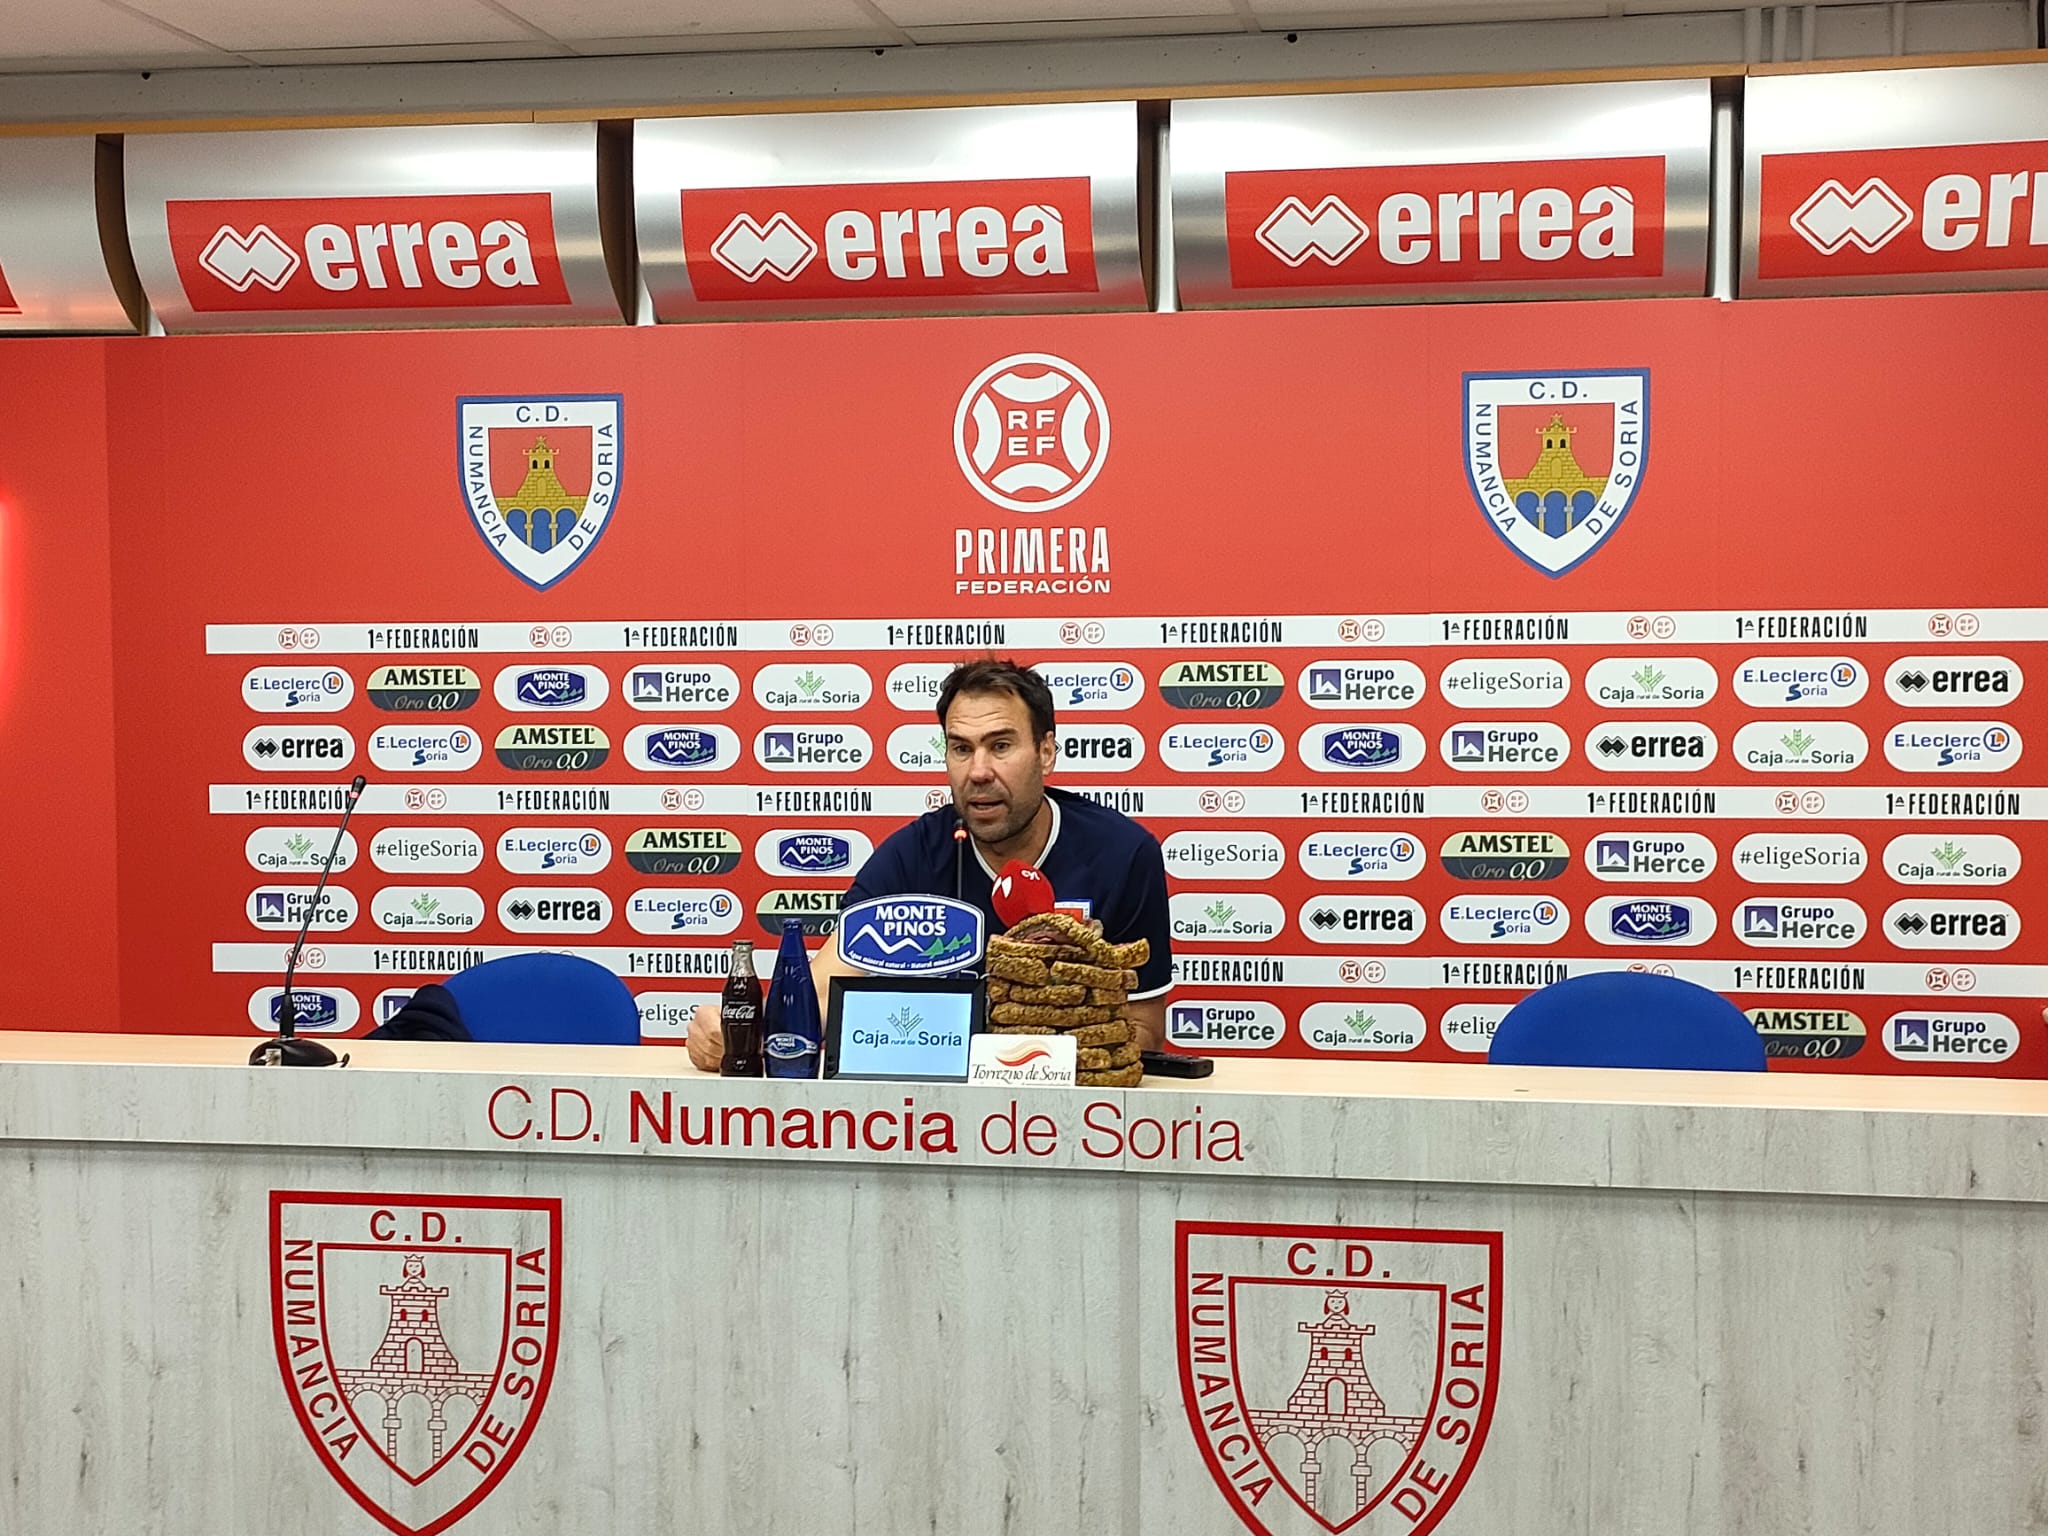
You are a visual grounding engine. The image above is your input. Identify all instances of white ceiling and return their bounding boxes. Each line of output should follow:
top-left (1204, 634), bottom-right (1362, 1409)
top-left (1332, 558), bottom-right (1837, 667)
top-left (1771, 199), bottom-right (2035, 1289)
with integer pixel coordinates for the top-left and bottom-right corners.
top-left (0, 0), bottom-right (1797, 73)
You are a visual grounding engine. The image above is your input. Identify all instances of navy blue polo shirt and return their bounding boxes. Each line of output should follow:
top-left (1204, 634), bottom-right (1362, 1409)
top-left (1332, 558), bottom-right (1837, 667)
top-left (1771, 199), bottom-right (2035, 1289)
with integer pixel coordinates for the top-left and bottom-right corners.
top-left (844, 786), bottom-right (1174, 999)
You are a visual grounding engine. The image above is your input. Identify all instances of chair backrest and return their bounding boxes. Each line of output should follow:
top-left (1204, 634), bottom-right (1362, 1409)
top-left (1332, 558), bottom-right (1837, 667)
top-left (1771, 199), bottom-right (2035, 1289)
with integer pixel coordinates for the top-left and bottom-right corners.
top-left (442, 954), bottom-right (641, 1046)
top-left (1487, 971), bottom-right (1766, 1071)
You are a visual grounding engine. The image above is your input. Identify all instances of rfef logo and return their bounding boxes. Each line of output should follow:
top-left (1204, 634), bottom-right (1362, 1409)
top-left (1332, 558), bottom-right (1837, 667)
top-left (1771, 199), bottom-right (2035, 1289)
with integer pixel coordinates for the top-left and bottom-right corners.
top-left (269, 1191), bottom-right (560, 1536)
top-left (458, 395), bottom-right (621, 590)
top-left (170, 194), bottom-right (572, 311)
top-left (1759, 144), bottom-right (2048, 279)
top-left (682, 177), bottom-right (1099, 299)
top-left (1465, 370), bottom-right (1649, 576)
top-left (1176, 1220), bottom-right (1500, 1536)
top-left (954, 353), bottom-right (1107, 513)
top-left (1226, 154), bottom-right (1663, 288)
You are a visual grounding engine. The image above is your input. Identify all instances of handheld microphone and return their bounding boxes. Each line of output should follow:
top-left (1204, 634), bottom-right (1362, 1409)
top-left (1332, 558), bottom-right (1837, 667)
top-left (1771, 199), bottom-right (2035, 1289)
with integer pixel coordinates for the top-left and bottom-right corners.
top-left (251, 773), bottom-right (366, 1068)
top-left (991, 859), bottom-right (1057, 930)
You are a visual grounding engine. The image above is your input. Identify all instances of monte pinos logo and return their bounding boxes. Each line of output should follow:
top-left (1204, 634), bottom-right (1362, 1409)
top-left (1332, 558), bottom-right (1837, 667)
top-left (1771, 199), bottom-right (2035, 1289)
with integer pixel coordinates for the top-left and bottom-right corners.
top-left (1177, 1220), bottom-right (1501, 1536)
top-left (458, 394), bottom-right (621, 589)
top-left (1463, 369), bottom-right (1649, 577)
top-left (270, 1191), bottom-right (561, 1536)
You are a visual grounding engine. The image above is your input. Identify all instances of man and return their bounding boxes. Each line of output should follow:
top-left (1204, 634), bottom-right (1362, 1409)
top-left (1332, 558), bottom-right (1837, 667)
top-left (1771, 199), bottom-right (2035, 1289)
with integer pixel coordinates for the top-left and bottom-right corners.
top-left (686, 658), bottom-right (1173, 1069)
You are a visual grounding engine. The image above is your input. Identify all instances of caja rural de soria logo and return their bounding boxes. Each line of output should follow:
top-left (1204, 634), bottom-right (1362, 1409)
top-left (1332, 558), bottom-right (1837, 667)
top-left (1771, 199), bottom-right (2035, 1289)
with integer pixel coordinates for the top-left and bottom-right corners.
top-left (1463, 370), bottom-right (1648, 577)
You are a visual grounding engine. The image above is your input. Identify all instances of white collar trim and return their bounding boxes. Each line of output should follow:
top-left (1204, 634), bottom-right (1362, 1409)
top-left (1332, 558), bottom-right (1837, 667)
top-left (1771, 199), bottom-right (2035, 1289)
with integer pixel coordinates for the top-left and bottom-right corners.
top-left (974, 793), bottom-right (1060, 881)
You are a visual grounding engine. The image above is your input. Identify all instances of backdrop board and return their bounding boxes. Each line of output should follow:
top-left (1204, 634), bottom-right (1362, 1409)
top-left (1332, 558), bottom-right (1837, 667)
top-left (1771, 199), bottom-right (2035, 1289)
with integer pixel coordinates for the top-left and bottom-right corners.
top-left (0, 292), bottom-right (2041, 1077)
top-left (636, 102), bottom-right (1147, 322)
top-left (1744, 61), bottom-right (2048, 297)
top-left (1170, 80), bottom-right (1712, 308)
top-left (123, 123), bottom-right (620, 332)
top-left (0, 136), bottom-right (135, 333)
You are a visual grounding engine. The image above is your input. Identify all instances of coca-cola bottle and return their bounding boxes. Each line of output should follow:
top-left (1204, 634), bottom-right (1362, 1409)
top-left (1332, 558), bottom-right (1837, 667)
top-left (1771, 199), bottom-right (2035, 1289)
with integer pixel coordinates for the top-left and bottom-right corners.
top-left (718, 939), bottom-right (764, 1077)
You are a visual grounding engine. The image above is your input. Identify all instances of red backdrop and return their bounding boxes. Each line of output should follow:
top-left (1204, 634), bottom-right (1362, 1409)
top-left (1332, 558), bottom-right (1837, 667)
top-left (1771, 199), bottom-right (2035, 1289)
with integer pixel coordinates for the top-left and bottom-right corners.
top-left (0, 291), bottom-right (2041, 1074)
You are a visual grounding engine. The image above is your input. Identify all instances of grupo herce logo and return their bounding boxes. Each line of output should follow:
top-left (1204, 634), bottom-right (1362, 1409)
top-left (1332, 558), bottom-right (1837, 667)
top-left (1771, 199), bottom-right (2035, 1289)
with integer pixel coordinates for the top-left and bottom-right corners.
top-left (1463, 370), bottom-right (1648, 576)
top-left (1176, 1220), bottom-right (1500, 1536)
top-left (954, 353), bottom-right (1108, 513)
top-left (269, 1191), bottom-right (560, 1536)
top-left (458, 394), bottom-right (621, 590)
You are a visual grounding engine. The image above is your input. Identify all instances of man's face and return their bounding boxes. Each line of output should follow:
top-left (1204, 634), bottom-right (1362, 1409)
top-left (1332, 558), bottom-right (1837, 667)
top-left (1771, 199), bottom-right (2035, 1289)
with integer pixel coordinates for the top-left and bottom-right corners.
top-left (943, 689), bottom-right (1055, 846)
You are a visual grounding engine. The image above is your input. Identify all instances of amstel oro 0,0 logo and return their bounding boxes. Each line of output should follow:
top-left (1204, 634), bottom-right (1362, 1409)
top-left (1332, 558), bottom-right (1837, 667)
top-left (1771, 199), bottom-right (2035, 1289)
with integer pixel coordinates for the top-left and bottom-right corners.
top-left (366, 664), bottom-right (482, 713)
top-left (625, 827), bottom-right (742, 876)
top-left (494, 724), bottom-right (610, 772)
top-left (1177, 1220), bottom-right (1501, 1536)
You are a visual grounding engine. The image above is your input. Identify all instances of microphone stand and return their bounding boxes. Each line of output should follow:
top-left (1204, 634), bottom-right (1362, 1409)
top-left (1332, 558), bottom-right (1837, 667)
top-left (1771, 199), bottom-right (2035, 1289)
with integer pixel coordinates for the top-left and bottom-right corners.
top-left (251, 774), bottom-right (365, 1068)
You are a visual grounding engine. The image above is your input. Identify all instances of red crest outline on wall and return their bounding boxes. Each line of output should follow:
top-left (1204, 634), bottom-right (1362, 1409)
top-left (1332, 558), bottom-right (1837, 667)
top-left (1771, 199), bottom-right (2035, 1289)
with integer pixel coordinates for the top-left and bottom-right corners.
top-left (1176, 1220), bottom-right (1502, 1536)
top-left (269, 1191), bottom-right (562, 1536)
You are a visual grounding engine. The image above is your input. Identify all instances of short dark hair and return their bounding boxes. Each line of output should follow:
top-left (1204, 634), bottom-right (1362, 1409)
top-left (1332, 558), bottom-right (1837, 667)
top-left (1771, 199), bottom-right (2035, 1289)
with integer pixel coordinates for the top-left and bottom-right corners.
top-left (936, 658), bottom-right (1056, 741)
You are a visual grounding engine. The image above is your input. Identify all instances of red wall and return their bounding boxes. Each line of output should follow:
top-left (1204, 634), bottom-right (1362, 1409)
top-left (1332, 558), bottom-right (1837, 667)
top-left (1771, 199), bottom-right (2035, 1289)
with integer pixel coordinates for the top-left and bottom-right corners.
top-left (0, 341), bottom-right (119, 1025)
top-left (0, 292), bottom-right (2041, 1075)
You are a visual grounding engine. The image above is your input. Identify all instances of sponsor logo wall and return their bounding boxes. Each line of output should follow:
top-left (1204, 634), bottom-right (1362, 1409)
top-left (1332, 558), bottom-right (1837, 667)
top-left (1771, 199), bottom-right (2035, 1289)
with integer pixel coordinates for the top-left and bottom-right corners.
top-left (0, 289), bottom-right (2041, 1077)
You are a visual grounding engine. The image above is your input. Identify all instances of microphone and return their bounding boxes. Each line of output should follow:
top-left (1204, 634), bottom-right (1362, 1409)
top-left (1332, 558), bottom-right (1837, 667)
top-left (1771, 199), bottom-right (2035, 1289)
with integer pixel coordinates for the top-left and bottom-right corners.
top-left (953, 818), bottom-right (968, 902)
top-left (991, 859), bottom-right (1056, 930)
top-left (251, 773), bottom-right (366, 1068)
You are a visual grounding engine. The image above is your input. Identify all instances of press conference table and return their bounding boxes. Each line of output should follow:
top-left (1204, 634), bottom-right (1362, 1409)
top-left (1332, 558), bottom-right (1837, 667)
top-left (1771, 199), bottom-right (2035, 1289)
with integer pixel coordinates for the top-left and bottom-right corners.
top-left (3, 1035), bottom-right (2046, 1536)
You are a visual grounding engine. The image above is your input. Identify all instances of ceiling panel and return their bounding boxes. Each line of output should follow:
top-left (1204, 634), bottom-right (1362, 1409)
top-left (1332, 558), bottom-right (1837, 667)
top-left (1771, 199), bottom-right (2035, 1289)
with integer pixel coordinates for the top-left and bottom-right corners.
top-left (562, 28), bottom-right (905, 53)
top-left (881, 0), bottom-right (1235, 21)
top-left (2, 0), bottom-right (231, 66)
top-left (902, 14), bottom-right (1243, 39)
top-left (119, 0), bottom-right (534, 52)
top-left (500, 0), bottom-right (893, 36)
top-left (236, 40), bottom-right (576, 65)
top-left (1254, 0), bottom-right (1606, 22)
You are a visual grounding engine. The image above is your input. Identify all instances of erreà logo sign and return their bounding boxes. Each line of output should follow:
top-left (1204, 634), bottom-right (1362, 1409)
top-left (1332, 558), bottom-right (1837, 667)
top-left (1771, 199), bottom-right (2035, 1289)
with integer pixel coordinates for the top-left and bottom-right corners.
top-left (270, 1191), bottom-right (560, 1536)
top-left (682, 177), bottom-right (1099, 300)
top-left (1226, 154), bottom-right (1663, 287)
top-left (1465, 370), bottom-right (1648, 577)
top-left (169, 194), bottom-right (572, 311)
top-left (459, 396), bottom-right (621, 590)
top-left (1176, 1220), bottom-right (1500, 1536)
top-left (1759, 143), bottom-right (2048, 279)
top-left (838, 896), bottom-right (984, 975)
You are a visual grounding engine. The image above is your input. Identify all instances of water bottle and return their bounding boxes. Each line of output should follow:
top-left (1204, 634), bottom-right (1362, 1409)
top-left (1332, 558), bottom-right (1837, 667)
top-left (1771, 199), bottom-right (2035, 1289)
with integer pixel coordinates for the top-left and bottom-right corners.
top-left (763, 918), bottom-right (823, 1080)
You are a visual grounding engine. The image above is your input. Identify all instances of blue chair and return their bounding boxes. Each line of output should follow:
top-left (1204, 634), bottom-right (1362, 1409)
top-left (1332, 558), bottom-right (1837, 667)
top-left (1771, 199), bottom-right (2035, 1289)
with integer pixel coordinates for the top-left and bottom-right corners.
top-left (1488, 971), bottom-right (1765, 1071)
top-left (443, 954), bottom-right (641, 1046)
